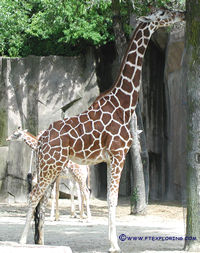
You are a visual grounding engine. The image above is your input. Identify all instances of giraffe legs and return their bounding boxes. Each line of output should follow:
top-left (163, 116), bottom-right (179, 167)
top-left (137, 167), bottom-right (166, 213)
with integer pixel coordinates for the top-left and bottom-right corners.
top-left (79, 182), bottom-right (91, 220)
top-left (76, 183), bottom-right (81, 216)
top-left (55, 176), bottom-right (60, 221)
top-left (19, 177), bottom-right (55, 244)
top-left (36, 184), bottom-right (53, 244)
top-left (70, 180), bottom-right (77, 218)
top-left (50, 182), bottom-right (56, 221)
top-left (107, 158), bottom-right (124, 253)
top-left (84, 186), bottom-right (91, 221)
top-left (20, 204), bottom-right (34, 244)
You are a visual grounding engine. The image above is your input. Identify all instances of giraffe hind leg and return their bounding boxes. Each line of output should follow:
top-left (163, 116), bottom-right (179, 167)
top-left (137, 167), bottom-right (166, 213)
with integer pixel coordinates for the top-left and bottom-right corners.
top-left (19, 180), bottom-right (53, 244)
top-left (35, 185), bottom-right (52, 244)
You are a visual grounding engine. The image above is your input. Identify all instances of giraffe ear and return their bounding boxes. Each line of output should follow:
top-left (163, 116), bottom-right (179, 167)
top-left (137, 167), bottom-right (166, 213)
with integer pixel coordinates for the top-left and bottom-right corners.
top-left (137, 16), bottom-right (152, 22)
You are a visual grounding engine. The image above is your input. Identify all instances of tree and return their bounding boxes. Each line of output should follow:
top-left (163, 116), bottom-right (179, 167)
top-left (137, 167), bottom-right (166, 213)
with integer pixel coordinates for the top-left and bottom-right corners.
top-left (0, 0), bottom-right (114, 57)
top-left (0, 0), bottom-right (185, 57)
top-left (182, 0), bottom-right (200, 251)
top-left (0, 0), bottom-right (30, 57)
top-left (129, 112), bottom-right (147, 214)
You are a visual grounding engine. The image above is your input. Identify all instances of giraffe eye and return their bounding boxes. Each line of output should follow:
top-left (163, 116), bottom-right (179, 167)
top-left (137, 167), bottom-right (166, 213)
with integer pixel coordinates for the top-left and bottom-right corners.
top-left (160, 11), bottom-right (165, 16)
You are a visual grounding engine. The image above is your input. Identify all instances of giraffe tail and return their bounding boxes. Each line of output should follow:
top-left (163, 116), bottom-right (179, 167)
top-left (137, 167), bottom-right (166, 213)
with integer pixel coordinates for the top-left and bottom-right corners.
top-left (27, 173), bottom-right (33, 193)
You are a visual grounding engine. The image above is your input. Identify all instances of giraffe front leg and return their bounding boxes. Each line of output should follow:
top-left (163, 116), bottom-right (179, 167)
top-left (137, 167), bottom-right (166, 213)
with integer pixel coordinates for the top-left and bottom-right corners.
top-left (55, 176), bottom-right (60, 221)
top-left (79, 191), bottom-right (85, 219)
top-left (107, 158), bottom-right (124, 253)
top-left (70, 181), bottom-right (77, 218)
top-left (50, 182), bottom-right (56, 221)
top-left (83, 186), bottom-right (91, 221)
top-left (77, 183), bottom-right (81, 216)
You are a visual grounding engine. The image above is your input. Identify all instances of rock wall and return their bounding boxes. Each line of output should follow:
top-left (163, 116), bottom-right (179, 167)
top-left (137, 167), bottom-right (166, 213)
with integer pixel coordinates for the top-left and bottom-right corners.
top-left (0, 26), bottom-right (186, 203)
top-left (139, 27), bottom-right (186, 201)
top-left (164, 28), bottom-right (186, 201)
top-left (0, 50), bottom-right (99, 202)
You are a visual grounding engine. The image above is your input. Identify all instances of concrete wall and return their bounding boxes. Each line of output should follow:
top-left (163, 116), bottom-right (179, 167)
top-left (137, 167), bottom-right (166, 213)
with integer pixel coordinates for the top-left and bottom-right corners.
top-left (139, 26), bottom-right (186, 201)
top-left (0, 51), bottom-right (99, 202)
top-left (164, 28), bottom-right (186, 201)
top-left (0, 26), bottom-right (187, 203)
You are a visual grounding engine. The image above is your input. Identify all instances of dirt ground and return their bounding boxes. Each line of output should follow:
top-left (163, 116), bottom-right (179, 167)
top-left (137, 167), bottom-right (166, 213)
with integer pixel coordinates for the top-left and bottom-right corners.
top-left (0, 197), bottom-right (187, 253)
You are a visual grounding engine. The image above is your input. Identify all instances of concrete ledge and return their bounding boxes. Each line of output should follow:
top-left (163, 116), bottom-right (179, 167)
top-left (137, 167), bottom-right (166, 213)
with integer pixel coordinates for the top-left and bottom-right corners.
top-left (0, 241), bottom-right (72, 253)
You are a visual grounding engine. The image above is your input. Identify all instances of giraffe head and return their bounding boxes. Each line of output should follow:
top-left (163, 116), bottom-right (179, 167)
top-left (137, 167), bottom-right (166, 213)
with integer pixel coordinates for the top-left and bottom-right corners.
top-left (138, 8), bottom-right (185, 27)
top-left (6, 127), bottom-right (28, 141)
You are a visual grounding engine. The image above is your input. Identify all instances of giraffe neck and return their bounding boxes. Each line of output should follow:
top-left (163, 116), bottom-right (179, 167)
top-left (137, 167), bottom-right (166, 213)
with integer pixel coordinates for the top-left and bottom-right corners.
top-left (21, 131), bottom-right (37, 150)
top-left (111, 22), bottom-right (156, 118)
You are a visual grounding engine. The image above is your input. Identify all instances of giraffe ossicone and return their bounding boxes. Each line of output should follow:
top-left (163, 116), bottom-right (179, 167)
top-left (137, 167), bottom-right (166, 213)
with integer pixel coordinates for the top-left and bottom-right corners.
top-left (18, 9), bottom-right (185, 252)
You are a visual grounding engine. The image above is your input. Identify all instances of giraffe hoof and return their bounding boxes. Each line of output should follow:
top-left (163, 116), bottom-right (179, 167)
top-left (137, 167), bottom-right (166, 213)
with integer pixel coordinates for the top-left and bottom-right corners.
top-left (108, 249), bottom-right (121, 253)
top-left (50, 216), bottom-right (54, 222)
top-left (80, 213), bottom-right (87, 219)
top-left (70, 213), bottom-right (78, 218)
top-left (19, 239), bottom-right (26, 245)
top-left (85, 215), bottom-right (92, 223)
top-left (108, 246), bottom-right (121, 253)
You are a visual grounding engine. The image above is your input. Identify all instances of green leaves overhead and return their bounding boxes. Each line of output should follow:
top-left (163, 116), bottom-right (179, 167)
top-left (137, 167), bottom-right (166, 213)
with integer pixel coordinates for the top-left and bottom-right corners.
top-left (0, 0), bottom-right (30, 56)
top-left (0, 0), bottom-right (185, 57)
top-left (0, 0), bottom-right (114, 56)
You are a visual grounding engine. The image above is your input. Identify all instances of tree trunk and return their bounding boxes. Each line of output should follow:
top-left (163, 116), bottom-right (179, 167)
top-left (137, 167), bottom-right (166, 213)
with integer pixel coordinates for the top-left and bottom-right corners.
top-left (111, 0), bottom-right (127, 60)
top-left (136, 105), bottom-right (149, 204)
top-left (129, 113), bottom-right (147, 214)
top-left (182, 1), bottom-right (200, 251)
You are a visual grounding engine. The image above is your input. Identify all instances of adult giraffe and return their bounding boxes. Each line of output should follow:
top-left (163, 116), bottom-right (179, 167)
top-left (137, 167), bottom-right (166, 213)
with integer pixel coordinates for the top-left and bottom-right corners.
top-left (20, 9), bottom-right (185, 252)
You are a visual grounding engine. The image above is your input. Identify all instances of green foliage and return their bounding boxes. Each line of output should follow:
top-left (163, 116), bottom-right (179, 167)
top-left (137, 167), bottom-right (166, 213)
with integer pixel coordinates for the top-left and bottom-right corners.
top-left (0, 0), bottom-right (185, 57)
top-left (130, 187), bottom-right (139, 207)
top-left (0, 0), bottom-right (115, 56)
top-left (0, 0), bottom-right (30, 57)
top-left (28, 1), bottom-right (113, 45)
top-left (133, 0), bottom-right (185, 15)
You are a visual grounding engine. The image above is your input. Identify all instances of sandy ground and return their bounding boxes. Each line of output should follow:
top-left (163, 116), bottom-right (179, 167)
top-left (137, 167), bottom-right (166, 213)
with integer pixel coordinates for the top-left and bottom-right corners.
top-left (0, 197), bottom-right (188, 253)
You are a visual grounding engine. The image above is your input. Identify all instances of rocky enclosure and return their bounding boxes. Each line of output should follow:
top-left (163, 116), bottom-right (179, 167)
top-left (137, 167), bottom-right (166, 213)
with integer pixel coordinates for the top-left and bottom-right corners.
top-left (0, 26), bottom-right (186, 203)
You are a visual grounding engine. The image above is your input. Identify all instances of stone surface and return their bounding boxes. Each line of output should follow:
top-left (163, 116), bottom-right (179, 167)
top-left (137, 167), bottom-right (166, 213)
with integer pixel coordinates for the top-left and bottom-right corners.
top-left (164, 27), bottom-right (186, 201)
top-left (0, 146), bottom-right (8, 199)
top-left (0, 58), bottom-right (8, 146)
top-left (3, 141), bottom-right (32, 203)
top-left (0, 242), bottom-right (72, 253)
top-left (139, 26), bottom-right (186, 201)
top-left (0, 51), bottom-right (99, 202)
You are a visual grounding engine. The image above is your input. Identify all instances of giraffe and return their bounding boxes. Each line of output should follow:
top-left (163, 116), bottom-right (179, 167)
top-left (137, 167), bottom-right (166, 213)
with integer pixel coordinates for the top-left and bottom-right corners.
top-left (19, 9), bottom-right (185, 252)
top-left (51, 161), bottom-right (91, 221)
top-left (6, 128), bottom-right (91, 220)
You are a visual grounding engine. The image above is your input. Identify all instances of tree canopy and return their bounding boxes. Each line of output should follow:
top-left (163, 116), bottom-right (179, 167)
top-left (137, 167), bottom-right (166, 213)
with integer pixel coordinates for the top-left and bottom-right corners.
top-left (0, 0), bottom-right (185, 57)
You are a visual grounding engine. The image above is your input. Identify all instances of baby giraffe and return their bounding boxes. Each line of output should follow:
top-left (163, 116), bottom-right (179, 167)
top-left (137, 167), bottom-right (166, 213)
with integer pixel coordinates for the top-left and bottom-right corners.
top-left (7, 127), bottom-right (91, 220)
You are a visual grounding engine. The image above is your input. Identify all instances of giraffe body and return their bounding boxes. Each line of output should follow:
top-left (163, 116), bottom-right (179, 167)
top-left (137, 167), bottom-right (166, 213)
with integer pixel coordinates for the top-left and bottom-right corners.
top-left (18, 9), bottom-right (184, 252)
top-left (7, 128), bottom-right (91, 220)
